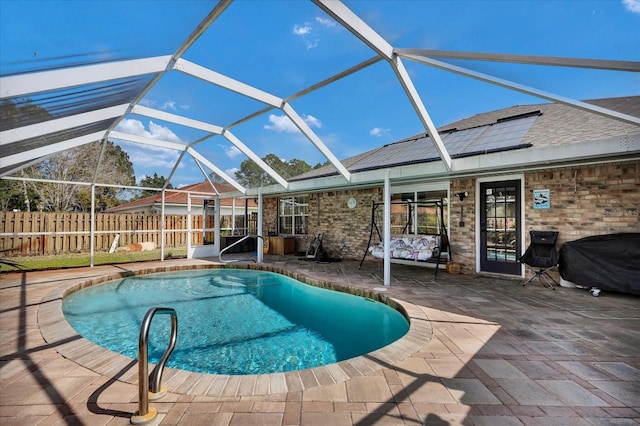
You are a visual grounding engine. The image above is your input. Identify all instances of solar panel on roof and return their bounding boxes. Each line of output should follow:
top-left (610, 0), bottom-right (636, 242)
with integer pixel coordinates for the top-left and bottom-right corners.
top-left (441, 126), bottom-right (486, 155)
top-left (349, 114), bottom-right (538, 171)
top-left (464, 115), bottom-right (536, 153)
top-left (350, 137), bottom-right (438, 170)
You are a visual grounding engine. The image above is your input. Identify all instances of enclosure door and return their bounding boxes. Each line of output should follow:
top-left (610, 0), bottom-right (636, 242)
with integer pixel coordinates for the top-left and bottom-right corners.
top-left (203, 199), bottom-right (216, 245)
top-left (480, 180), bottom-right (521, 275)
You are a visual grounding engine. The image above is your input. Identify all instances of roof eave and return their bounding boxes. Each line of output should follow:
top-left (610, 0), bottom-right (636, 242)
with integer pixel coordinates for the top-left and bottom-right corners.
top-left (244, 133), bottom-right (640, 197)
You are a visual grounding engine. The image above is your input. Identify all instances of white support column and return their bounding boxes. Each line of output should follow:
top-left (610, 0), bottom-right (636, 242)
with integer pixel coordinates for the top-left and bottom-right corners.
top-left (160, 190), bottom-right (166, 261)
top-left (187, 194), bottom-right (192, 258)
top-left (90, 184), bottom-right (95, 267)
top-left (383, 170), bottom-right (391, 286)
top-left (257, 188), bottom-right (264, 264)
top-left (214, 196), bottom-right (221, 256)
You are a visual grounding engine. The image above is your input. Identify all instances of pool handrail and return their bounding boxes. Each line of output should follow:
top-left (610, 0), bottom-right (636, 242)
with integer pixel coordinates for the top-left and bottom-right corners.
top-left (131, 307), bottom-right (178, 425)
top-left (218, 235), bottom-right (264, 263)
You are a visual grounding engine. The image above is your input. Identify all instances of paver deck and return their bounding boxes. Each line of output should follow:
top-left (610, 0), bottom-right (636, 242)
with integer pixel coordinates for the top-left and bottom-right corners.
top-left (1, 256), bottom-right (639, 425)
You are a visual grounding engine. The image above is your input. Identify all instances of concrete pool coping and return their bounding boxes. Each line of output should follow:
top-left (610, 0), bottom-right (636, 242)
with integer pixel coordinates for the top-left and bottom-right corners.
top-left (38, 262), bottom-right (432, 397)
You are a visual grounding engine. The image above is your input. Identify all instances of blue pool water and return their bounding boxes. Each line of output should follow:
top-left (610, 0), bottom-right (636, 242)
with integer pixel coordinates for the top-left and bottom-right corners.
top-left (62, 269), bottom-right (409, 375)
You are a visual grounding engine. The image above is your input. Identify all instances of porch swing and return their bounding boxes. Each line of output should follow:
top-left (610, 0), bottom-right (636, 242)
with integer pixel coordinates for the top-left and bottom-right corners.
top-left (359, 199), bottom-right (452, 278)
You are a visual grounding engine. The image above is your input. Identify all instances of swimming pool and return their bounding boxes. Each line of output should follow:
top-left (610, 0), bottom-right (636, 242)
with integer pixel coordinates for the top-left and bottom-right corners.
top-left (62, 269), bottom-right (409, 375)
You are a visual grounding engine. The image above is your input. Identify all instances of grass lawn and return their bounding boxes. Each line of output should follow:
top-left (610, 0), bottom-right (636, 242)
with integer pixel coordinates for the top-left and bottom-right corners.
top-left (0, 247), bottom-right (188, 273)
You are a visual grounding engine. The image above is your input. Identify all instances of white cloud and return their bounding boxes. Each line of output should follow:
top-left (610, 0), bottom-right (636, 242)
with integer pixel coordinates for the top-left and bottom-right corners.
top-left (161, 100), bottom-right (177, 110)
top-left (148, 121), bottom-right (184, 143)
top-left (116, 118), bottom-right (184, 144)
top-left (225, 167), bottom-right (239, 177)
top-left (293, 22), bottom-right (319, 49)
top-left (623, 0), bottom-right (640, 13)
top-left (117, 140), bottom-right (181, 169)
top-left (115, 118), bottom-right (144, 136)
top-left (293, 23), bottom-right (311, 35)
top-left (138, 98), bottom-right (156, 108)
top-left (220, 144), bottom-right (242, 159)
top-left (315, 16), bottom-right (336, 28)
top-left (370, 127), bottom-right (390, 137)
top-left (303, 114), bottom-right (322, 128)
top-left (264, 114), bottom-right (297, 133)
top-left (264, 114), bottom-right (322, 133)
top-left (113, 119), bottom-right (185, 169)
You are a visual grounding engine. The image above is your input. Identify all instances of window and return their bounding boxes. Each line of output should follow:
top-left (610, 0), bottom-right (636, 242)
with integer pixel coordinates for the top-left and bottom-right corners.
top-left (389, 191), bottom-right (448, 235)
top-left (279, 195), bottom-right (308, 235)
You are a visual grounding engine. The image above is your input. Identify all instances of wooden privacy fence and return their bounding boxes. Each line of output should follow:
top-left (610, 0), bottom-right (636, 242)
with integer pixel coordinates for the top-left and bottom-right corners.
top-left (0, 212), bottom-right (206, 256)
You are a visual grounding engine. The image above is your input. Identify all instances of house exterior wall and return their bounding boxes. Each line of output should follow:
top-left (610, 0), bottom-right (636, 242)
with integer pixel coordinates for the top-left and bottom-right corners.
top-left (261, 159), bottom-right (638, 276)
top-left (449, 160), bottom-right (640, 275)
top-left (263, 189), bottom-right (383, 258)
top-left (449, 178), bottom-right (476, 274)
top-left (304, 188), bottom-right (383, 259)
top-left (262, 198), bottom-right (279, 237)
top-left (523, 161), bottom-right (639, 243)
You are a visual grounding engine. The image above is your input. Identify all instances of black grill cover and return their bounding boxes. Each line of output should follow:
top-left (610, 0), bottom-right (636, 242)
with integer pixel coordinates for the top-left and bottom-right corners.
top-left (559, 233), bottom-right (640, 295)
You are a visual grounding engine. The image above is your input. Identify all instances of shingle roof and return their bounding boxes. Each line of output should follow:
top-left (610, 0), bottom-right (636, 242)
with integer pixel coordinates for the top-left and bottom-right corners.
top-left (107, 181), bottom-right (256, 212)
top-left (291, 96), bottom-right (640, 181)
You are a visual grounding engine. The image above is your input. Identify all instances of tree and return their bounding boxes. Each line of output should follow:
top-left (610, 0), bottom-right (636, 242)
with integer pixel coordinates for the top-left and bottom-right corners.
top-left (75, 142), bottom-right (137, 211)
top-left (1, 99), bottom-right (50, 211)
top-left (135, 173), bottom-right (174, 200)
top-left (234, 154), bottom-right (284, 187)
top-left (0, 98), bottom-right (51, 131)
top-left (286, 158), bottom-right (313, 177)
top-left (0, 179), bottom-right (39, 212)
top-left (25, 150), bottom-right (87, 212)
top-left (25, 140), bottom-right (136, 212)
top-left (234, 154), bottom-right (313, 187)
top-left (2, 99), bottom-right (135, 212)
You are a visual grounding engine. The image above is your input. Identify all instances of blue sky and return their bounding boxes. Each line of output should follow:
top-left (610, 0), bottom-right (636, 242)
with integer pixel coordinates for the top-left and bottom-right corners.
top-left (2, 0), bottom-right (639, 188)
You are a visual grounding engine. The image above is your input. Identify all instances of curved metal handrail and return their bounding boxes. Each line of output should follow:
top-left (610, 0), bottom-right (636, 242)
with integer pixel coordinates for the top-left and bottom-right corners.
top-left (131, 307), bottom-right (178, 425)
top-left (218, 235), bottom-right (263, 263)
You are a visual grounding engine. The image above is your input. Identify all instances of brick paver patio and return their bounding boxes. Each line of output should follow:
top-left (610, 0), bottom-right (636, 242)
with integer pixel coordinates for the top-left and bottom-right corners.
top-left (1, 256), bottom-right (639, 425)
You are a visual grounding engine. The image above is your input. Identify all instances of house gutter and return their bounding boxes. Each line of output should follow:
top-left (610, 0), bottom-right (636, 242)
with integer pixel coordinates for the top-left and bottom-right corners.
top-left (223, 133), bottom-right (639, 198)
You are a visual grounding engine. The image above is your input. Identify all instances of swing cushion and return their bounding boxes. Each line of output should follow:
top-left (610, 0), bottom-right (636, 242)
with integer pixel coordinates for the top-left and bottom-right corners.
top-left (368, 235), bottom-right (440, 261)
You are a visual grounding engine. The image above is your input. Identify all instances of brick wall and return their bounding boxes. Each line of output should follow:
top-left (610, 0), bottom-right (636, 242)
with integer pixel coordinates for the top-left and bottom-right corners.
top-left (450, 178), bottom-right (476, 274)
top-left (306, 188), bottom-right (383, 259)
top-left (261, 159), bottom-right (639, 274)
top-left (524, 161), bottom-right (640, 246)
top-left (261, 198), bottom-right (278, 236)
top-left (262, 188), bottom-right (382, 259)
top-left (450, 160), bottom-right (640, 275)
